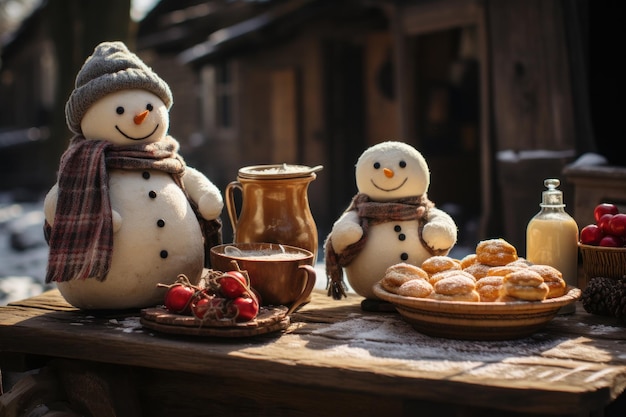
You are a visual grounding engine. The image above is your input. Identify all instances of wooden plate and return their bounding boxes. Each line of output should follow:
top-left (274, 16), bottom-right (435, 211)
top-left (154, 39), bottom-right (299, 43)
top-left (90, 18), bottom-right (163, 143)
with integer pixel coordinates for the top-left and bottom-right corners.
top-left (140, 306), bottom-right (290, 337)
top-left (372, 283), bottom-right (581, 340)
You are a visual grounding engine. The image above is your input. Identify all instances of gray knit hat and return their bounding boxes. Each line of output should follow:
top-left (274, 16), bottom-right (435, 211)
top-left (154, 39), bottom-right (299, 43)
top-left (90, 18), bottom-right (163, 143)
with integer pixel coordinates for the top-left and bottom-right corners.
top-left (65, 41), bottom-right (173, 135)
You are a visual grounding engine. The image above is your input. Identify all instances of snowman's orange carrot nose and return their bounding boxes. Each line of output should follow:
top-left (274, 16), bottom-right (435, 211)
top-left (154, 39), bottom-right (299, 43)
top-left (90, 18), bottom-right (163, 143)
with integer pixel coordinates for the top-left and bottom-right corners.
top-left (383, 168), bottom-right (394, 178)
top-left (134, 110), bottom-right (149, 125)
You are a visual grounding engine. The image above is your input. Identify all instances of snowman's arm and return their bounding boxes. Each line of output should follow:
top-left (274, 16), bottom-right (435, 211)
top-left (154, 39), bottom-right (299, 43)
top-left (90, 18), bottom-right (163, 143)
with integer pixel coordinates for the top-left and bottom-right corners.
top-left (422, 207), bottom-right (458, 251)
top-left (43, 184), bottom-right (59, 226)
top-left (44, 183), bottom-right (122, 232)
top-left (182, 167), bottom-right (224, 220)
top-left (328, 210), bottom-right (363, 254)
top-left (111, 210), bottom-right (122, 232)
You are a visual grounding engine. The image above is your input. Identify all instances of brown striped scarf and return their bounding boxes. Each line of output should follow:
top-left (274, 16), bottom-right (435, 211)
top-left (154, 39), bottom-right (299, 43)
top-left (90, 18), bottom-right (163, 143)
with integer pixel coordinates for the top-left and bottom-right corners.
top-left (45, 136), bottom-right (221, 283)
top-left (324, 193), bottom-right (436, 299)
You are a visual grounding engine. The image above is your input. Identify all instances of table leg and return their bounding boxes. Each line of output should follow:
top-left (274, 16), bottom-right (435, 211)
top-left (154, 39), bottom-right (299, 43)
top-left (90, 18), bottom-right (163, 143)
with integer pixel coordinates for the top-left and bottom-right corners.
top-left (0, 359), bottom-right (141, 417)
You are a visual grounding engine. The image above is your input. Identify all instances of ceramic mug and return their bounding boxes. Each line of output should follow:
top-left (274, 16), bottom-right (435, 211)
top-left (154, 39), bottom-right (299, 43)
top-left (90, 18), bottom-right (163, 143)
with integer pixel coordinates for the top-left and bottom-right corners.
top-left (210, 243), bottom-right (316, 314)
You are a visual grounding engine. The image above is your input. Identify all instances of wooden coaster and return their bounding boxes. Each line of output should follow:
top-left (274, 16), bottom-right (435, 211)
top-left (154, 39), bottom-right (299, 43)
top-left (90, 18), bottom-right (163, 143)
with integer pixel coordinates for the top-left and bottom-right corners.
top-left (140, 306), bottom-right (290, 337)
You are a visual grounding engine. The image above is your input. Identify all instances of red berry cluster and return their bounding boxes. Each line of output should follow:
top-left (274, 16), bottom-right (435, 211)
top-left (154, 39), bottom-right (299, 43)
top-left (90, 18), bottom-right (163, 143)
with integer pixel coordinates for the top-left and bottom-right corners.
top-left (159, 268), bottom-right (260, 323)
top-left (579, 203), bottom-right (626, 247)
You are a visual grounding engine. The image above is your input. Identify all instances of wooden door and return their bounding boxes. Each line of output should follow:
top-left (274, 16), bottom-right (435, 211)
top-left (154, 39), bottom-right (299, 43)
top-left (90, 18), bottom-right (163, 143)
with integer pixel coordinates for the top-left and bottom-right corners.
top-left (323, 41), bottom-right (367, 216)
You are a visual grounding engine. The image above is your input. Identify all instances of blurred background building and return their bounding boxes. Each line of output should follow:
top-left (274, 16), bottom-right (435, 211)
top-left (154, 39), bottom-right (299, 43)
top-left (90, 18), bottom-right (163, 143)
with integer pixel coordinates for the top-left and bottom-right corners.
top-left (0, 0), bottom-right (624, 255)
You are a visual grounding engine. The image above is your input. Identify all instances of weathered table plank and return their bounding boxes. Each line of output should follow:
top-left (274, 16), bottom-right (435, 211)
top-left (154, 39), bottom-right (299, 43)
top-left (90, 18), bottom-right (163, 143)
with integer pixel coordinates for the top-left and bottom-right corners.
top-left (1, 289), bottom-right (625, 416)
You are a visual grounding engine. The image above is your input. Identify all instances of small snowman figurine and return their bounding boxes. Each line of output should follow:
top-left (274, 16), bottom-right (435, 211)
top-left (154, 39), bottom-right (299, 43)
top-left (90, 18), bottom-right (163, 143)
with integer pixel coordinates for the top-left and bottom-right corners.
top-left (325, 141), bottom-right (457, 305)
top-left (44, 41), bottom-right (223, 310)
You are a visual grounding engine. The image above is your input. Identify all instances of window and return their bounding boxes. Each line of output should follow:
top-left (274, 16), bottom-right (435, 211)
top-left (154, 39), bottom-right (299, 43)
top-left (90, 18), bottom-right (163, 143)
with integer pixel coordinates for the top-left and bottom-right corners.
top-left (200, 61), bottom-right (238, 140)
top-left (216, 62), bottom-right (233, 129)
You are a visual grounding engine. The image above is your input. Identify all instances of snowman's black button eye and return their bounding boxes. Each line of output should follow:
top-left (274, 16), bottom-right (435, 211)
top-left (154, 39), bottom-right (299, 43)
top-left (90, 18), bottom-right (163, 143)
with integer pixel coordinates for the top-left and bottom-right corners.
top-left (399, 160), bottom-right (407, 168)
top-left (146, 103), bottom-right (153, 111)
top-left (373, 162), bottom-right (381, 169)
top-left (116, 107), bottom-right (124, 115)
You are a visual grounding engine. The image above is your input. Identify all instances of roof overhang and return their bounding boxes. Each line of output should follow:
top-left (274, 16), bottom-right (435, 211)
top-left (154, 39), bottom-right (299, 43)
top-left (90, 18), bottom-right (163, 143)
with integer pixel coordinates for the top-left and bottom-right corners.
top-left (178, 0), bottom-right (323, 66)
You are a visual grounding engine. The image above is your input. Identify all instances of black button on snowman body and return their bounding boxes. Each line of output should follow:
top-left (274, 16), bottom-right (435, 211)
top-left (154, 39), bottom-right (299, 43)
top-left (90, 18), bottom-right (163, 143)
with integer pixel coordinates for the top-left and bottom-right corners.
top-left (143, 171), bottom-right (172, 261)
top-left (394, 224), bottom-right (409, 261)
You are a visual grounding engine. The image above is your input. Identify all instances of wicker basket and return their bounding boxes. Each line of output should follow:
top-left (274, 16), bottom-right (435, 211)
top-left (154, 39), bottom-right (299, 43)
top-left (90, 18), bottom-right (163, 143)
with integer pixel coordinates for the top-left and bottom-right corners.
top-left (579, 243), bottom-right (626, 284)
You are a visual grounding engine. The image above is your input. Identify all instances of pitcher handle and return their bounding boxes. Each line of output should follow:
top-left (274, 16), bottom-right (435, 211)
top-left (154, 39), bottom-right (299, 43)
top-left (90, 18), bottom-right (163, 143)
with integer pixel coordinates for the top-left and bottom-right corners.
top-left (225, 181), bottom-right (242, 238)
top-left (285, 264), bottom-right (317, 316)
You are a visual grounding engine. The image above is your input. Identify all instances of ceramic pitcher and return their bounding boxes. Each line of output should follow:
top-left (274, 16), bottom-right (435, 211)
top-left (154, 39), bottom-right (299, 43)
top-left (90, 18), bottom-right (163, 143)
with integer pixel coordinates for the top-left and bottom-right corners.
top-left (226, 164), bottom-right (322, 261)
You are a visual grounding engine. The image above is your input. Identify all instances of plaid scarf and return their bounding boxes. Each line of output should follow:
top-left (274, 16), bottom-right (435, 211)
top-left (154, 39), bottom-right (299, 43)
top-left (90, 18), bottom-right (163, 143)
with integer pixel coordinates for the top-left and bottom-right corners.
top-left (45, 136), bottom-right (221, 283)
top-left (324, 193), bottom-right (436, 299)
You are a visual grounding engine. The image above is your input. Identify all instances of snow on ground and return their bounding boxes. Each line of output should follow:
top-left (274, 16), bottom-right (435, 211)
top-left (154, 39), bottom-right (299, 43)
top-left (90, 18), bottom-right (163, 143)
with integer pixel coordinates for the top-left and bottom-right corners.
top-left (0, 192), bottom-right (52, 306)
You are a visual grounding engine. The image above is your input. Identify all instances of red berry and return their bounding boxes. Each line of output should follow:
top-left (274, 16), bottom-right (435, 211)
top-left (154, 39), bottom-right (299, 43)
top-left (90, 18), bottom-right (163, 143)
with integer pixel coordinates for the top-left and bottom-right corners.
top-left (599, 235), bottom-right (623, 247)
top-left (594, 203), bottom-right (619, 223)
top-left (580, 224), bottom-right (604, 245)
top-left (230, 297), bottom-right (259, 322)
top-left (191, 296), bottom-right (210, 319)
top-left (608, 213), bottom-right (626, 237)
top-left (219, 272), bottom-right (248, 299)
top-left (598, 214), bottom-right (614, 234)
top-left (164, 285), bottom-right (195, 314)
top-left (229, 271), bottom-right (248, 285)
top-left (192, 295), bottom-right (226, 319)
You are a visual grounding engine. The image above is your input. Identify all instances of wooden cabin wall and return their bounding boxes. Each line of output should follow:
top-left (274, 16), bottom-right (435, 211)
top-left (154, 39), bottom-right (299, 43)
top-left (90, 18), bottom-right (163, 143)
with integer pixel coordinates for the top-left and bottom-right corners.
top-left (130, 0), bottom-right (587, 252)
top-left (228, 14), bottom-right (398, 242)
top-left (384, 0), bottom-right (487, 249)
top-left (0, 23), bottom-right (56, 191)
top-left (364, 32), bottom-right (400, 146)
top-left (384, 0), bottom-right (582, 251)
top-left (488, 0), bottom-right (576, 152)
top-left (487, 0), bottom-right (578, 252)
top-left (139, 53), bottom-right (199, 153)
top-left (224, 35), bottom-right (330, 242)
top-left (236, 36), bottom-right (326, 166)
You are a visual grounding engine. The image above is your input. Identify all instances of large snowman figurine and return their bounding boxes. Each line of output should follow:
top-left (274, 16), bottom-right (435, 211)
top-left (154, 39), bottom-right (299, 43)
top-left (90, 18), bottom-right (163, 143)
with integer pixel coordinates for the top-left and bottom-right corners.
top-left (44, 41), bottom-right (223, 310)
top-left (325, 141), bottom-right (457, 302)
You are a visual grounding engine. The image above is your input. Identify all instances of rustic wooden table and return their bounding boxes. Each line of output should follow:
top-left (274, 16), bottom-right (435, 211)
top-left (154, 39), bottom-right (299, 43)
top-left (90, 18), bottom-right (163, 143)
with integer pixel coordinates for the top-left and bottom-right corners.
top-left (0, 289), bottom-right (625, 417)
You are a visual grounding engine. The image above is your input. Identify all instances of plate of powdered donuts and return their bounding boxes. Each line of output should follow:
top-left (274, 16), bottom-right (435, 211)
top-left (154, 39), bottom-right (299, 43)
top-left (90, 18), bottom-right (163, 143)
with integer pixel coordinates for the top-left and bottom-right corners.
top-left (372, 238), bottom-right (581, 340)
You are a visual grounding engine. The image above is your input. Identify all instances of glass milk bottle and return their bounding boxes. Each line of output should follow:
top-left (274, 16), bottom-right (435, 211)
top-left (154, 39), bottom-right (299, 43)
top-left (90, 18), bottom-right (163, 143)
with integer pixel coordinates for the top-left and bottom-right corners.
top-left (526, 179), bottom-right (579, 314)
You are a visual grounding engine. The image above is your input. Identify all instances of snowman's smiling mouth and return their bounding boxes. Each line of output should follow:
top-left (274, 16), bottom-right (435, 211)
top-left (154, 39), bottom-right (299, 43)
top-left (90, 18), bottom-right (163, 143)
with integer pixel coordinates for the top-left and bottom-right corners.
top-left (115, 124), bottom-right (159, 141)
top-left (371, 177), bottom-right (408, 192)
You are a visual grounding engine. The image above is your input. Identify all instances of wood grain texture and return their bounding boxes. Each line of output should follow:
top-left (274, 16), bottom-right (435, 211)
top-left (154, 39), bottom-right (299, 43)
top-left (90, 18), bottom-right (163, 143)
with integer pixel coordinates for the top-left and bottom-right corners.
top-left (488, 0), bottom-right (575, 151)
top-left (1, 289), bottom-right (625, 416)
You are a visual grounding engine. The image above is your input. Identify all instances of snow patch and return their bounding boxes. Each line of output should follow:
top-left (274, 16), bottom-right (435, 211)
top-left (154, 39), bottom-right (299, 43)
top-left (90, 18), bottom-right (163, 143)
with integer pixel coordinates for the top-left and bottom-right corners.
top-left (0, 196), bottom-right (50, 305)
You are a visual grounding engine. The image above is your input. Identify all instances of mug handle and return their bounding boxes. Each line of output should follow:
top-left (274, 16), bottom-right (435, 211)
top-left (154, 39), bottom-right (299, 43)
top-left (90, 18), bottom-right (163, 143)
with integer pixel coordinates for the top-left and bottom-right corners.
top-left (285, 264), bottom-right (317, 316)
top-left (225, 181), bottom-right (242, 237)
